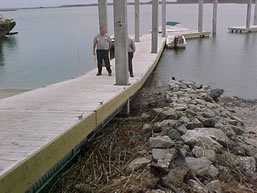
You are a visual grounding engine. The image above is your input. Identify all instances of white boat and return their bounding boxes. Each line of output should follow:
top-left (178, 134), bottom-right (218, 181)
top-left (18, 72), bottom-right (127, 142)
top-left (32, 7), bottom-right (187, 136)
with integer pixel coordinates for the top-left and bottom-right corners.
top-left (159, 21), bottom-right (190, 34)
top-left (166, 35), bottom-right (186, 49)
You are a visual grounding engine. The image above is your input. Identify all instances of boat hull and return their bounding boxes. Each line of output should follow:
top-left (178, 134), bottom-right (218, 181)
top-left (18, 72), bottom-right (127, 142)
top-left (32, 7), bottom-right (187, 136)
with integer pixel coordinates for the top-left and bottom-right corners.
top-left (0, 21), bottom-right (16, 36)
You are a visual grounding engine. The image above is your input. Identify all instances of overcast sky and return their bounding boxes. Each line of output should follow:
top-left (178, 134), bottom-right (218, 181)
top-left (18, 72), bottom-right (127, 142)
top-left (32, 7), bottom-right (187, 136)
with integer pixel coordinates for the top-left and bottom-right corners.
top-left (1, 0), bottom-right (151, 9)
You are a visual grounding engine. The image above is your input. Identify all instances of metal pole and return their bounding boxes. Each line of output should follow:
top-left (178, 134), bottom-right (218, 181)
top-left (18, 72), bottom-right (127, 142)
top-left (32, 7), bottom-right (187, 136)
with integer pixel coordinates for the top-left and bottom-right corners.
top-left (198, 0), bottom-right (203, 32)
top-left (113, 0), bottom-right (129, 85)
top-left (253, 0), bottom-right (257, 25)
top-left (246, 0), bottom-right (252, 28)
top-left (135, 0), bottom-right (140, 42)
top-left (151, 0), bottom-right (158, 53)
top-left (212, 0), bottom-right (218, 35)
top-left (98, 0), bottom-right (108, 32)
top-left (162, 0), bottom-right (166, 37)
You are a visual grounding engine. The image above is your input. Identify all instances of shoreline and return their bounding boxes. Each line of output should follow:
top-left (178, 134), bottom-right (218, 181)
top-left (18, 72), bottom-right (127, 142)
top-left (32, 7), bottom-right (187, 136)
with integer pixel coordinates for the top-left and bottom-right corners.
top-left (0, 2), bottom-right (253, 12)
top-left (0, 89), bottom-right (31, 99)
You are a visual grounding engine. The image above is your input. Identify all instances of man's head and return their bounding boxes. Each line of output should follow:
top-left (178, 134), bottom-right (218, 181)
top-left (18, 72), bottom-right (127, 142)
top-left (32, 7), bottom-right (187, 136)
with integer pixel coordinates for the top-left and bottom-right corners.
top-left (100, 27), bottom-right (105, 35)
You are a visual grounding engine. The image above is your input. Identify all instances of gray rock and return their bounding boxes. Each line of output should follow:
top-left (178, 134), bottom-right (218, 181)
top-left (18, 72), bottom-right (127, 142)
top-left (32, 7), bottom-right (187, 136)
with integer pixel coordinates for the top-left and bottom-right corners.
top-left (167, 128), bottom-right (182, 140)
top-left (209, 88), bottom-right (224, 102)
top-left (127, 157), bottom-right (151, 172)
top-left (163, 167), bottom-right (189, 185)
top-left (202, 109), bottom-right (216, 118)
top-left (152, 149), bottom-right (175, 161)
top-left (231, 125), bottom-right (245, 136)
top-left (186, 109), bottom-right (198, 118)
top-left (141, 113), bottom-right (151, 119)
top-left (188, 179), bottom-right (208, 193)
top-left (185, 157), bottom-right (218, 177)
top-left (194, 128), bottom-right (229, 145)
top-left (177, 124), bottom-right (188, 135)
top-left (219, 125), bottom-right (237, 139)
top-left (201, 118), bottom-right (216, 127)
top-left (159, 108), bottom-right (179, 120)
top-left (154, 120), bottom-right (177, 130)
top-left (171, 103), bottom-right (188, 111)
top-left (206, 180), bottom-right (222, 193)
top-left (186, 118), bottom-right (203, 129)
top-left (142, 123), bottom-right (152, 132)
top-left (234, 156), bottom-right (256, 176)
top-left (181, 129), bottom-right (224, 151)
top-left (149, 136), bottom-right (174, 148)
top-left (192, 146), bottom-right (216, 162)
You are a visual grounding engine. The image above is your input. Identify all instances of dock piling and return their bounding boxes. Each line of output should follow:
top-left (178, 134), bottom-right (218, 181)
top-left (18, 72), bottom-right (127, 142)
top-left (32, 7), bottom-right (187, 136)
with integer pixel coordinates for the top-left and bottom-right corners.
top-left (162, 0), bottom-right (166, 37)
top-left (246, 0), bottom-right (252, 28)
top-left (113, 0), bottom-right (129, 85)
top-left (151, 0), bottom-right (159, 53)
top-left (135, 0), bottom-right (140, 42)
top-left (98, 0), bottom-right (108, 32)
top-left (254, 0), bottom-right (257, 25)
top-left (198, 0), bottom-right (204, 32)
top-left (212, 0), bottom-right (218, 35)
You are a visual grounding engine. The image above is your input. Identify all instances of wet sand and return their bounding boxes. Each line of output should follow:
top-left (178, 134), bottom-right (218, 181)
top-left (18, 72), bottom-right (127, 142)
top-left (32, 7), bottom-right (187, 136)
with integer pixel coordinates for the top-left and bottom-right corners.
top-left (0, 89), bottom-right (30, 99)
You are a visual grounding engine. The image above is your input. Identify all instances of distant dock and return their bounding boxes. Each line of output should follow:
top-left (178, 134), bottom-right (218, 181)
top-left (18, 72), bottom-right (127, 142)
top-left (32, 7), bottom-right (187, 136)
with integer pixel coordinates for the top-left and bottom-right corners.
top-left (228, 25), bottom-right (257, 33)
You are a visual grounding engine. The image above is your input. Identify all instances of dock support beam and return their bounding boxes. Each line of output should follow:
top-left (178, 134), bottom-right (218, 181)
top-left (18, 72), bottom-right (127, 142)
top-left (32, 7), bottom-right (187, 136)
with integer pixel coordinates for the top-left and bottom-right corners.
top-left (246, 0), bottom-right (252, 28)
top-left (98, 0), bottom-right (108, 32)
top-left (135, 0), bottom-right (140, 42)
top-left (212, 0), bottom-right (218, 35)
top-left (151, 0), bottom-right (158, 53)
top-left (162, 0), bottom-right (166, 37)
top-left (198, 0), bottom-right (203, 32)
top-left (254, 0), bottom-right (257, 25)
top-left (113, 0), bottom-right (129, 85)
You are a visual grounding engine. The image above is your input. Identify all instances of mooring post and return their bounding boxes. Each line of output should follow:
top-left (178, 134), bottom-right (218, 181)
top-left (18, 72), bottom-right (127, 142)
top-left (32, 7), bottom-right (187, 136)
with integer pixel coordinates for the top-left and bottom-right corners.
top-left (113, 0), bottom-right (129, 85)
top-left (162, 0), bottom-right (166, 37)
top-left (135, 0), bottom-right (140, 42)
top-left (212, 0), bottom-right (218, 35)
top-left (254, 0), bottom-right (257, 25)
top-left (198, 0), bottom-right (203, 32)
top-left (152, 0), bottom-right (158, 53)
top-left (98, 0), bottom-right (108, 32)
top-left (246, 0), bottom-right (252, 28)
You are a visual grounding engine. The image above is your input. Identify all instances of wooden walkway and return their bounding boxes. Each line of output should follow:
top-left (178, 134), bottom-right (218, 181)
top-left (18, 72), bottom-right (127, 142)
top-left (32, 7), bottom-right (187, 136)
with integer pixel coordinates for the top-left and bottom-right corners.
top-left (0, 34), bottom-right (165, 193)
top-left (228, 25), bottom-right (257, 33)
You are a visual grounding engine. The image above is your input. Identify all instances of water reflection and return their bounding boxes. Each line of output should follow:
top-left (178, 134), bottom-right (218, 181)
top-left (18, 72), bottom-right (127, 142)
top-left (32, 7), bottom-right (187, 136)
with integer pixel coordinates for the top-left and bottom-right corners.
top-left (0, 36), bottom-right (17, 66)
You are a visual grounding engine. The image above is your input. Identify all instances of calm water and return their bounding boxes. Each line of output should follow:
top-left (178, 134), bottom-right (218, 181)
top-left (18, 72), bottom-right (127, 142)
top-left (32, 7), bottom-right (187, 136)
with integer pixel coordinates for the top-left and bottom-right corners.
top-left (1, 4), bottom-right (257, 99)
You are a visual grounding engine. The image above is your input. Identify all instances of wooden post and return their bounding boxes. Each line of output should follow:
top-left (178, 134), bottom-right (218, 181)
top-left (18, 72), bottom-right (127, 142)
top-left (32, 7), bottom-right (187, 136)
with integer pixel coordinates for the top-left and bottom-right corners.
top-left (162, 0), bottom-right (166, 37)
top-left (246, 0), bottom-right (252, 28)
top-left (212, 0), bottom-right (218, 35)
top-left (198, 0), bottom-right (203, 32)
top-left (151, 0), bottom-right (158, 53)
top-left (135, 0), bottom-right (140, 42)
top-left (98, 0), bottom-right (108, 32)
top-left (113, 0), bottom-right (129, 85)
top-left (254, 0), bottom-right (257, 25)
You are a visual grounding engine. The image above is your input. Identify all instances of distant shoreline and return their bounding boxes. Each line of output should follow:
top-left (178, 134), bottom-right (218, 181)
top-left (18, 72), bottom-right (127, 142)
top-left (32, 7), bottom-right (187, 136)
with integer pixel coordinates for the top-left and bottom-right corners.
top-left (0, 1), bottom-right (254, 12)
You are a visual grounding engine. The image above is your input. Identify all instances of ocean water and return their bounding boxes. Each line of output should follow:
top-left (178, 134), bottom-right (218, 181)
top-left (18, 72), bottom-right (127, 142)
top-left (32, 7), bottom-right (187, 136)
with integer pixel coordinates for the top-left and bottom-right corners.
top-left (0, 4), bottom-right (257, 98)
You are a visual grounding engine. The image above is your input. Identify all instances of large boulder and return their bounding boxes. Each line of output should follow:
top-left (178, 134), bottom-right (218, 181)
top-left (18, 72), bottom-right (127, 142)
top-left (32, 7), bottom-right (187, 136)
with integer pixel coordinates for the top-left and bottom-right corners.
top-left (192, 146), bottom-right (216, 162)
top-left (186, 118), bottom-right (203, 129)
top-left (167, 128), bottom-right (182, 140)
top-left (209, 88), bottom-right (224, 102)
top-left (181, 128), bottom-right (227, 151)
top-left (185, 157), bottom-right (218, 177)
top-left (149, 136), bottom-right (174, 148)
top-left (234, 156), bottom-right (256, 176)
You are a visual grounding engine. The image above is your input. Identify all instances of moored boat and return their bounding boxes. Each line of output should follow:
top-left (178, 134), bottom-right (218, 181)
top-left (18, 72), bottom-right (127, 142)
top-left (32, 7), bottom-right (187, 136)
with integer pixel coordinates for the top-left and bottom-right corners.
top-left (166, 34), bottom-right (186, 49)
top-left (0, 14), bottom-right (16, 36)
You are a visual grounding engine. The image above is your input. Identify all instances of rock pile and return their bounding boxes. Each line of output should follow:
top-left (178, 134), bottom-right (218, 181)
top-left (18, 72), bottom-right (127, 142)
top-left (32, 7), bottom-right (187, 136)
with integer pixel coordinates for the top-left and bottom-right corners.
top-left (128, 79), bottom-right (257, 193)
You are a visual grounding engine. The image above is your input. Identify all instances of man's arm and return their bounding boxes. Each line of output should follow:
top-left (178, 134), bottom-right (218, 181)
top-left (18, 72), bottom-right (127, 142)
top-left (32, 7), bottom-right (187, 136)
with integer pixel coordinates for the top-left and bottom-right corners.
top-left (131, 40), bottom-right (136, 53)
top-left (93, 43), bottom-right (96, 56)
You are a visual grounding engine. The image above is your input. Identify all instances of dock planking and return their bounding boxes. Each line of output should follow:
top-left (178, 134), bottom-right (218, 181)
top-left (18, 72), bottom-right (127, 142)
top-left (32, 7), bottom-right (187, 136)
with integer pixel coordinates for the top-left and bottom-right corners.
top-left (228, 25), bottom-right (257, 33)
top-left (0, 34), bottom-right (165, 193)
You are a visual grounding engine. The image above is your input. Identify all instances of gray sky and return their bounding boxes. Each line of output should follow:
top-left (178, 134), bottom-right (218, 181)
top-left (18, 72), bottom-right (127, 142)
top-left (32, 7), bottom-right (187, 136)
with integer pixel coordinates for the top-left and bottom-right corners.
top-left (1, 0), bottom-right (151, 9)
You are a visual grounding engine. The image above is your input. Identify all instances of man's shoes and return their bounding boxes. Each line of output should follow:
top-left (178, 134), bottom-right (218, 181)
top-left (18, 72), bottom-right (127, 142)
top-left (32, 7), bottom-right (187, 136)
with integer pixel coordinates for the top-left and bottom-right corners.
top-left (108, 72), bottom-right (112, 76)
top-left (130, 73), bottom-right (134, 77)
top-left (96, 73), bottom-right (101, 76)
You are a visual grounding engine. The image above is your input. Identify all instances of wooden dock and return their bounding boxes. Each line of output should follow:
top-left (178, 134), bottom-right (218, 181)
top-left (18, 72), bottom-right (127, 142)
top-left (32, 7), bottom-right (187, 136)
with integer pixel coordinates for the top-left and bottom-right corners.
top-left (0, 34), bottom-right (165, 193)
top-left (169, 30), bottom-right (211, 39)
top-left (228, 25), bottom-right (257, 33)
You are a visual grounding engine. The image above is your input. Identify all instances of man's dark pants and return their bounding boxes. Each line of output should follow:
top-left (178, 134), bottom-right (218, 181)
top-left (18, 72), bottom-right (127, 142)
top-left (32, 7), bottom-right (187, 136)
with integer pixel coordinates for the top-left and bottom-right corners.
top-left (96, 50), bottom-right (112, 74)
top-left (128, 52), bottom-right (134, 76)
